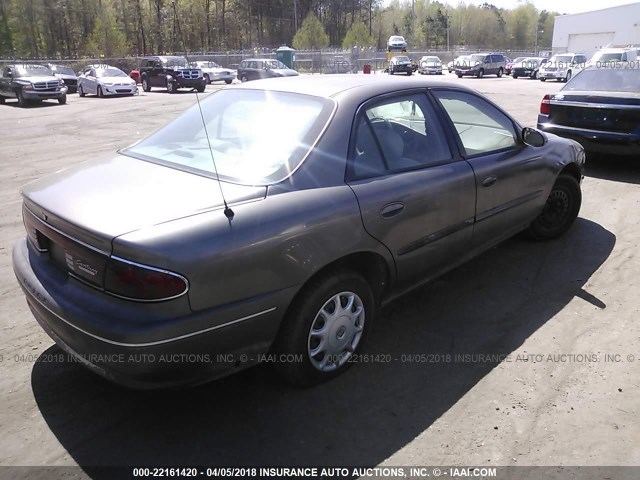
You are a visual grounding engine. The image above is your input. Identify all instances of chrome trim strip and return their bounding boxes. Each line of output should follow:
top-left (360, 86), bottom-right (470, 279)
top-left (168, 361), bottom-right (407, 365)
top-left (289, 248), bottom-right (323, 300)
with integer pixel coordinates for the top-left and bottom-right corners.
top-left (550, 100), bottom-right (640, 110)
top-left (106, 255), bottom-right (190, 303)
top-left (476, 190), bottom-right (543, 222)
top-left (25, 283), bottom-right (277, 347)
top-left (398, 217), bottom-right (475, 256)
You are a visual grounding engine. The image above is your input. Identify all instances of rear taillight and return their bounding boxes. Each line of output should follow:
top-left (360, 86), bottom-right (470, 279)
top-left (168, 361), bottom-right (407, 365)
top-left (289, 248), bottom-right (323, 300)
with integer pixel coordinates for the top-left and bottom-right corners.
top-left (105, 257), bottom-right (188, 302)
top-left (540, 94), bottom-right (551, 115)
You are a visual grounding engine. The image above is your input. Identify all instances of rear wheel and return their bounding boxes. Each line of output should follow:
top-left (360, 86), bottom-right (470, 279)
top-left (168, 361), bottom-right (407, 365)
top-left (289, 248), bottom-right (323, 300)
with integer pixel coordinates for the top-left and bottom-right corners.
top-left (0, 96), bottom-right (5, 104)
top-left (142, 78), bottom-right (151, 92)
top-left (240, 75), bottom-right (248, 82)
top-left (196, 83), bottom-right (205, 93)
top-left (166, 81), bottom-right (176, 93)
top-left (540, 78), bottom-right (546, 82)
top-left (272, 270), bottom-right (375, 386)
top-left (477, 69), bottom-right (484, 78)
top-left (58, 93), bottom-right (67, 104)
top-left (526, 175), bottom-right (581, 240)
top-left (564, 71), bottom-right (572, 82)
top-left (457, 73), bottom-right (462, 78)
top-left (78, 84), bottom-right (86, 97)
top-left (203, 74), bottom-right (210, 84)
top-left (497, 67), bottom-right (503, 77)
top-left (224, 79), bottom-right (232, 84)
top-left (513, 74), bottom-right (518, 79)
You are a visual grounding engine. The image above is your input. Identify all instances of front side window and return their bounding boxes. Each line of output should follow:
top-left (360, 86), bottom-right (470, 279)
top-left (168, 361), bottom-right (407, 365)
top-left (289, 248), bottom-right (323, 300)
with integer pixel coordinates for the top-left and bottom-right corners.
top-left (349, 94), bottom-right (451, 179)
top-left (124, 89), bottom-right (335, 185)
top-left (433, 90), bottom-right (517, 157)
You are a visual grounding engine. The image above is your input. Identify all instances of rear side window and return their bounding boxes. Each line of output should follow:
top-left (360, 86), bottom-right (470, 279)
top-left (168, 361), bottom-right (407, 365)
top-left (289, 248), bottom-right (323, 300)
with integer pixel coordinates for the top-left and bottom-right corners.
top-left (433, 90), bottom-right (517, 157)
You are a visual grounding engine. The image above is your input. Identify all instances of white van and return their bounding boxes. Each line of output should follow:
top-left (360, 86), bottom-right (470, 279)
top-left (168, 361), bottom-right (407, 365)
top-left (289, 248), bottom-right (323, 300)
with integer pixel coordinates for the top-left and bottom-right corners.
top-left (589, 47), bottom-right (637, 65)
top-left (538, 53), bottom-right (587, 82)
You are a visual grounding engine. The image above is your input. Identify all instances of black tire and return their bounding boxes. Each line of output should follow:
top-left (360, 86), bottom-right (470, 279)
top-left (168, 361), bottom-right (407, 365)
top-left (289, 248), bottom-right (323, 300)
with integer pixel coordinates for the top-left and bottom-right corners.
top-left (58, 93), bottom-right (66, 105)
top-left (564, 71), bottom-right (572, 82)
top-left (203, 74), bottom-right (210, 84)
top-left (513, 74), bottom-right (518, 79)
top-left (406, 71), bottom-right (412, 76)
top-left (540, 78), bottom-right (546, 82)
top-left (16, 90), bottom-right (27, 107)
top-left (224, 79), bottom-right (232, 84)
top-left (272, 270), bottom-right (375, 386)
top-left (457, 73), bottom-right (462, 78)
top-left (196, 83), bottom-right (205, 93)
top-left (497, 67), bottom-right (503, 77)
top-left (78, 84), bottom-right (86, 97)
top-left (240, 75), bottom-right (248, 82)
top-left (525, 175), bottom-right (581, 240)
top-left (167, 81), bottom-right (176, 93)
top-left (477, 69), bottom-right (484, 78)
top-left (97, 85), bottom-right (104, 98)
top-left (532, 70), bottom-right (537, 79)
top-left (142, 78), bottom-right (151, 92)
top-left (0, 96), bottom-right (5, 104)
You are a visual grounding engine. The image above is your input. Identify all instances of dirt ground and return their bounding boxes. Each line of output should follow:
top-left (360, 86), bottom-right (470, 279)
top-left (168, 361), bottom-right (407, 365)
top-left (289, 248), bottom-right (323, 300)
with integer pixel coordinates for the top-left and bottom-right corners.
top-left (0, 74), bottom-right (639, 476)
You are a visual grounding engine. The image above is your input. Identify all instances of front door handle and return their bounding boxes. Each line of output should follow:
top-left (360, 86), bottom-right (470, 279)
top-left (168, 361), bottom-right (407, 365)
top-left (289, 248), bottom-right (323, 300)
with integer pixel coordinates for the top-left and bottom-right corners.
top-left (482, 176), bottom-right (498, 187)
top-left (380, 202), bottom-right (405, 219)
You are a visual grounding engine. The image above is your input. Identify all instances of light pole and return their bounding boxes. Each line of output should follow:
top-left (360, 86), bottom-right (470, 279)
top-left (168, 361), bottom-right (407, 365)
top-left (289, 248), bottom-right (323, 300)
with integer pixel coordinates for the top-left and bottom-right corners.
top-left (535, 29), bottom-right (544, 56)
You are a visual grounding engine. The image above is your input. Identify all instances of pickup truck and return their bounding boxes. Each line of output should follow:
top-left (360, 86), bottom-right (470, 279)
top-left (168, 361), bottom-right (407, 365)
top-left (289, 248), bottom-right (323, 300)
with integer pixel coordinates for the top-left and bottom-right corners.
top-left (139, 55), bottom-right (206, 93)
top-left (0, 64), bottom-right (68, 107)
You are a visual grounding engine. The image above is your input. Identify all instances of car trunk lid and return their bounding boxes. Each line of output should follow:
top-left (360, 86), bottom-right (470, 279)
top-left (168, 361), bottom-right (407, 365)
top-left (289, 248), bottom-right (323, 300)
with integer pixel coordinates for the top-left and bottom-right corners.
top-left (550, 91), bottom-right (640, 133)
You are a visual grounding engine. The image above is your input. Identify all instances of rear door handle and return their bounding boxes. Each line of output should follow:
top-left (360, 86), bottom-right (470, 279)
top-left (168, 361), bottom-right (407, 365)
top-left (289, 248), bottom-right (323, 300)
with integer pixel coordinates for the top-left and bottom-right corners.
top-left (482, 176), bottom-right (498, 187)
top-left (380, 202), bottom-right (405, 218)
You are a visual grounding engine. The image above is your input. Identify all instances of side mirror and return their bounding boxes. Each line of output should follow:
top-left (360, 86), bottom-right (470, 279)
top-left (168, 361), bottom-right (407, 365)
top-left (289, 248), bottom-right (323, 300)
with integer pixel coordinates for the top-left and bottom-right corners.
top-left (522, 127), bottom-right (547, 147)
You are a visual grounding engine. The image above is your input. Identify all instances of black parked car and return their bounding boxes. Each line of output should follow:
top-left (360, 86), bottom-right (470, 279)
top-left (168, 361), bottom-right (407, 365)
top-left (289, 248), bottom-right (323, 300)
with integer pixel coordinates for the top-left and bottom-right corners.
top-left (236, 58), bottom-right (299, 82)
top-left (538, 64), bottom-right (640, 157)
top-left (0, 64), bottom-right (67, 107)
top-left (139, 56), bottom-right (206, 93)
top-left (13, 75), bottom-right (584, 389)
top-left (48, 64), bottom-right (78, 93)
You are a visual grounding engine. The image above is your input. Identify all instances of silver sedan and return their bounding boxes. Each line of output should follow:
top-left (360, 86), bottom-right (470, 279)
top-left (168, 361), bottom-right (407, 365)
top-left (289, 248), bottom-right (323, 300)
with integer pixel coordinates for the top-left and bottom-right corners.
top-left (78, 65), bottom-right (138, 97)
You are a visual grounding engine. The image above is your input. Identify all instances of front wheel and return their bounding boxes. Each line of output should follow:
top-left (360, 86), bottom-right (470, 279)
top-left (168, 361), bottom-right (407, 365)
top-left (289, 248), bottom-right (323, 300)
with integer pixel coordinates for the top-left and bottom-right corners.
top-left (16, 90), bottom-right (27, 107)
top-left (525, 175), bottom-right (581, 240)
top-left (58, 93), bottom-right (67, 104)
top-left (457, 73), bottom-right (462, 78)
top-left (142, 78), bottom-right (151, 92)
top-left (272, 270), bottom-right (375, 386)
top-left (497, 67), bottom-right (503, 77)
top-left (240, 75), bottom-right (248, 82)
top-left (203, 74), bottom-right (210, 84)
top-left (513, 74), bottom-right (518, 79)
top-left (540, 78), bottom-right (546, 82)
top-left (224, 79), bottom-right (232, 84)
top-left (97, 86), bottom-right (104, 98)
top-left (167, 81), bottom-right (176, 93)
top-left (564, 71), bottom-right (572, 82)
top-left (0, 96), bottom-right (5, 104)
top-left (78, 84), bottom-right (85, 97)
top-left (477, 69), bottom-right (484, 78)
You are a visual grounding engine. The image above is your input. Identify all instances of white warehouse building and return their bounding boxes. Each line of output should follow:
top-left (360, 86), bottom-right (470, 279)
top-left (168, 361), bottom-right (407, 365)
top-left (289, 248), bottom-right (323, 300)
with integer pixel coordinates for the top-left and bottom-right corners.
top-left (552, 2), bottom-right (640, 57)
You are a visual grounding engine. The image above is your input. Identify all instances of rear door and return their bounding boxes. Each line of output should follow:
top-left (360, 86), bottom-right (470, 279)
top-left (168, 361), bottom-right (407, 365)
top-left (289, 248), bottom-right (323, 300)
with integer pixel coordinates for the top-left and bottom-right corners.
top-left (432, 89), bottom-right (553, 251)
top-left (346, 91), bottom-right (476, 287)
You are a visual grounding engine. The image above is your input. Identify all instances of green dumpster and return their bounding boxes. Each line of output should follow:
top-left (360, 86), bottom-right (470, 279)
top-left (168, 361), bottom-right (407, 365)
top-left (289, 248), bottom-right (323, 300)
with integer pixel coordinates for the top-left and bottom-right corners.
top-left (276, 45), bottom-right (296, 69)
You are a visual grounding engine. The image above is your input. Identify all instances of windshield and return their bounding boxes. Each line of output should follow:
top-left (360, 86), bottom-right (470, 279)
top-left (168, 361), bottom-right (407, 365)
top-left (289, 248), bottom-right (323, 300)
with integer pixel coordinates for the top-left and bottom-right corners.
top-left (97, 68), bottom-right (127, 78)
top-left (389, 36), bottom-right (404, 42)
top-left (163, 57), bottom-right (189, 68)
top-left (422, 57), bottom-right (440, 63)
top-left (565, 68), bottom-right (640, 92)
top-left (124, 89), bottom-right (335, 185)
top-left (470, 54), bottom-right (486, 63)
top-left (15, 65), bottom-right (53, 77)
top-left (50, 65), bottom-right (75, 75)
top-left (549, 55), bottom-right (573, 64)
top-left (195, 61), bottom-right (221, 68)
top-left (592, 52), bottom-right (624, 62)
top-left (393, 56), bottom-right (410, 62)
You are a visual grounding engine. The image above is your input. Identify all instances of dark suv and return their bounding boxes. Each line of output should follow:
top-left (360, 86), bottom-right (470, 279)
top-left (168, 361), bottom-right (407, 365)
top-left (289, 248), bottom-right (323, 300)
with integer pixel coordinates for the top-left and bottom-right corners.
top-left (139, 56), bottom-right (206, 93)
top-left (455, 53), bottom-right (507, 78)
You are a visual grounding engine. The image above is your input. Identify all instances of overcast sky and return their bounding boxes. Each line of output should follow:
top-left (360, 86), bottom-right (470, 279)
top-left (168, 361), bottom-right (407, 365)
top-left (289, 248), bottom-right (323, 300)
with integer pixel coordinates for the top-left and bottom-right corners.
top-left (385, 0), bottom-right (638, 15)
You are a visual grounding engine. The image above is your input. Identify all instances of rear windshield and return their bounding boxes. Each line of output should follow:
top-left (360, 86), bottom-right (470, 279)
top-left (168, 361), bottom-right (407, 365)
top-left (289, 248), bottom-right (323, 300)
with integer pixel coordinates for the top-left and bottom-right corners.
top-left (124, 89), bottom-right (335, 185)
top-left (163, 57), bottom-right (189, 68)
top-left (592, 52), bottom-right (624, 63)
top-left (565, 68), bottom-right (640, 92)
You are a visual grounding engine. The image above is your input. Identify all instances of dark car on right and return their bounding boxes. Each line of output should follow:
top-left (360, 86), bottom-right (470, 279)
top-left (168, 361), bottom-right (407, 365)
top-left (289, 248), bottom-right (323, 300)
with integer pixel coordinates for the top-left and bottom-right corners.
top-left (237, 58), bottom-right (298, 82)
top-left (537, 63), bottom-right (640, 157)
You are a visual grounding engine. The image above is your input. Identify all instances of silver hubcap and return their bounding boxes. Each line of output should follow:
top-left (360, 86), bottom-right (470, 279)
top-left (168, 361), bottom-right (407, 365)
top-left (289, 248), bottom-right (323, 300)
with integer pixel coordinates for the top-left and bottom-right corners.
top-left (307, 291), bottom-right (365, 372)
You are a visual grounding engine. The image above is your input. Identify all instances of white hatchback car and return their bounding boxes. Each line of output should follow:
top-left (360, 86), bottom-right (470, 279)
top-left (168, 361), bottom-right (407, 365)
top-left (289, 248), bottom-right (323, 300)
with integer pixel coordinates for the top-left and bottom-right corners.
top-left (78, 65), bottom-right (138, 97)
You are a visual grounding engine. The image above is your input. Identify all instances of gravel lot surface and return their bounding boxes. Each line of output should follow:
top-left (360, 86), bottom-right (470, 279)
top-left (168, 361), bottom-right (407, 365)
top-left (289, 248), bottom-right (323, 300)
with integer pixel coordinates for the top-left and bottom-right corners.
top-left (1, 73), bottom-right (638, 476)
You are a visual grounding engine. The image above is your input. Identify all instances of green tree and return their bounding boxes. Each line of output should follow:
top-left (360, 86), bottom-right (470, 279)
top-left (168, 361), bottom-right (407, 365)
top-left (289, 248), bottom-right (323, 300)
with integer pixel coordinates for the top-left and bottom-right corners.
top-left (292, 11), bottom-right (329, 50)
top-left (86, 3), bottom-right (129, 57)
top-left (342, 21), bottom-right (374, 48)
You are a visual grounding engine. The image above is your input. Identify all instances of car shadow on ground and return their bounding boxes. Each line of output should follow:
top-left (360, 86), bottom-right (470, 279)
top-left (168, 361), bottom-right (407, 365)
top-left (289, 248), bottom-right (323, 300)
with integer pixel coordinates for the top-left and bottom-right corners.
top-left (585, 154), bottom-right (640, 185)
top-left (31, 218), bottom-right (614, 474)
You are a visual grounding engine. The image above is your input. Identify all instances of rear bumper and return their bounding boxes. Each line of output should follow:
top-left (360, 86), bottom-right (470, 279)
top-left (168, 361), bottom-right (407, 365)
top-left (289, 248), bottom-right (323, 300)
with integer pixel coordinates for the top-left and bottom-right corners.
top-left (13, 238), bottom-right (290, 389)
top-left (538, 121), bottom-right (640, 156)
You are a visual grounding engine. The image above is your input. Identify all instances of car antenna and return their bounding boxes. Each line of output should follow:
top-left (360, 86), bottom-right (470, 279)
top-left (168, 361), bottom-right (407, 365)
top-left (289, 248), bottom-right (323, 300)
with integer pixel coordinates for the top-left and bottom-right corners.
top-left (171, 0), bottom-right (234, 220)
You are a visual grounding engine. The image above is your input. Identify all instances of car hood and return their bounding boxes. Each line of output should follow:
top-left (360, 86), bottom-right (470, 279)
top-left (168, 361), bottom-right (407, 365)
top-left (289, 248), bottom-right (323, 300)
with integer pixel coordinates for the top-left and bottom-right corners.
top-left (54, 73), bottom-right (77, 80)
top-left (272, 69), bottom-right (299, 76)
top-left (98, 76), bottom-right (136, 83)
top-left (16, 75), bottom-right (59, 83)
top-left (424, 61), bottom-right (441, 66)
top-left (21, 154), bottom-right (267, 241)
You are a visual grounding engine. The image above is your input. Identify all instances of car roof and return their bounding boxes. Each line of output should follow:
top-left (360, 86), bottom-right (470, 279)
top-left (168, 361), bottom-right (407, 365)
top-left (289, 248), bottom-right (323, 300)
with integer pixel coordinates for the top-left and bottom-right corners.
top-left (232, 74), bottom-right (471, 99)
